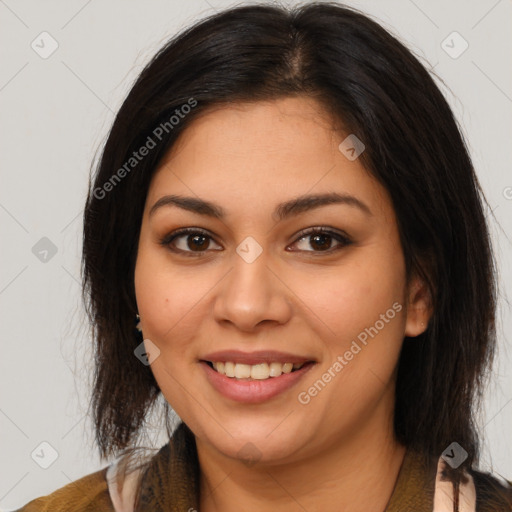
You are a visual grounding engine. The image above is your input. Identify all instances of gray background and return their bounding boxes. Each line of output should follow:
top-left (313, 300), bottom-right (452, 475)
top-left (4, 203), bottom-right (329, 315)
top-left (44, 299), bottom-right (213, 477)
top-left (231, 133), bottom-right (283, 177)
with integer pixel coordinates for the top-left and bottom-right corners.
top-left (1, 0), bottom-right (511, 509)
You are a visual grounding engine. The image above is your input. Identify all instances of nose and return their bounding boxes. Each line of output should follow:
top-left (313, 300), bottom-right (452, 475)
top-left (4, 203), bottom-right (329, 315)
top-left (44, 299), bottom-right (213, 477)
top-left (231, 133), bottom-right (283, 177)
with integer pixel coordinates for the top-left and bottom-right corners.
top-left (212, 246), bottom-right (293, 333)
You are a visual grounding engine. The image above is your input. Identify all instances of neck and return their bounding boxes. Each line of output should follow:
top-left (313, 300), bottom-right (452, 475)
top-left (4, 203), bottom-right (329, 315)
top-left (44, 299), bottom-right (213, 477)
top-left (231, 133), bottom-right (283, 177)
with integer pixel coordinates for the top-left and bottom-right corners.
top-left (197, 410), bottom-right (406, 512)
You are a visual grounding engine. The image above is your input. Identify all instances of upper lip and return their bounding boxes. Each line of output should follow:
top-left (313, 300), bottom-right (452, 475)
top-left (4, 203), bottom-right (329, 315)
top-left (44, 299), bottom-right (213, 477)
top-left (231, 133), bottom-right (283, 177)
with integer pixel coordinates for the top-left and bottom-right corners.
top-left (201, 350), bottom-right (316, 366)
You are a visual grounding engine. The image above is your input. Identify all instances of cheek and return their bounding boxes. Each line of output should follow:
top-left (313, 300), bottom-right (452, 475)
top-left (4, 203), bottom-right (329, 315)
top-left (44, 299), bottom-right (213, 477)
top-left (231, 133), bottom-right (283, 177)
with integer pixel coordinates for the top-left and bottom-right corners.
top-left (134, 247), bottom-right (217, 353)
top-left (134, 250), bottom-right (169, 332)
top-left (292, 255), bottom-right (407, 429)
top-left (292, 250), bottom-right (406, 344)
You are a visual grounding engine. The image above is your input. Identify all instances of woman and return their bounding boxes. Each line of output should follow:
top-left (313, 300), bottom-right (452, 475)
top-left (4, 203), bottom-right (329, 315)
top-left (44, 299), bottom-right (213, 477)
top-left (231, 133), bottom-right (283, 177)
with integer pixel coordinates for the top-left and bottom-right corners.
top-left (15, 2), bottom-right (512, 511)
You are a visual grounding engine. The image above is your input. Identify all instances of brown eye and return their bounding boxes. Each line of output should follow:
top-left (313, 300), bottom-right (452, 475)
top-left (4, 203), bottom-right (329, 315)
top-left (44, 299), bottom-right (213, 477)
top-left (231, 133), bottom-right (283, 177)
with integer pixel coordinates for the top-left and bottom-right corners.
top-left (160, 226), bottom-right (352, 257)
top-left (290, 227), bottom-right (352, 253)
top-left (185, 233), bottom-right (209, 251)
top-left (308, 233), bottom-right (333, 251)
top-left (161, 228), bottom-right (222, 256)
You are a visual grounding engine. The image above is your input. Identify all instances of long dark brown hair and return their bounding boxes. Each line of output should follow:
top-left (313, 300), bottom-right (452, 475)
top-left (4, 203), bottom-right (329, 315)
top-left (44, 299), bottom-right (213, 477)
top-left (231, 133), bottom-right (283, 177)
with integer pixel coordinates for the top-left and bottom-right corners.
top-left (82, 1), bottom-right (498, 478)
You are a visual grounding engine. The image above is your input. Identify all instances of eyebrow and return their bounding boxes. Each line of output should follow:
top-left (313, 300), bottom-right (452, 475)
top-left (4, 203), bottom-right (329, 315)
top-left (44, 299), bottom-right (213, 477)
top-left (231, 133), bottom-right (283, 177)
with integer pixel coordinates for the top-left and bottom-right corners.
top-left (149, 192), bottom-right (372, 221)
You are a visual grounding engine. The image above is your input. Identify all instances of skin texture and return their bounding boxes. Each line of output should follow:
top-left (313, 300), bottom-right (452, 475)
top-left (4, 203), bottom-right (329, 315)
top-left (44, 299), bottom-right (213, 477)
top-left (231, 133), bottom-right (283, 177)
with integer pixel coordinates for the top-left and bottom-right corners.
top-left (134, 96), bottom-right (432, 512)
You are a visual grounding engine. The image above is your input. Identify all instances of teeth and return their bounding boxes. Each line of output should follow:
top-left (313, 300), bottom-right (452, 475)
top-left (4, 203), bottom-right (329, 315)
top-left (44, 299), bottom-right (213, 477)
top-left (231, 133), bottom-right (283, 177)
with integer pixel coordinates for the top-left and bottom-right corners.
top-left (251, 363), bottom-right (269, 380)
top-left (269, 362), bottom-right (282, 377)
top-left (224, 361), bottom-right (235, 377)
top-left (234, 364), bottom-right (251, 379)
top-left (210, 361), bottom-right (305, 379)
top-left (282, 363), bottom-right (293, 374)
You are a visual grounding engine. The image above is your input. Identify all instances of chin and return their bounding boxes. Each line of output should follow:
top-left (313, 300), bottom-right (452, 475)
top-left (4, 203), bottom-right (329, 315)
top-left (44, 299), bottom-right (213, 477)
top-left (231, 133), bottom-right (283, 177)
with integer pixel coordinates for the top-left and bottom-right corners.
top-left (194, 416), bottom-right (313, 466)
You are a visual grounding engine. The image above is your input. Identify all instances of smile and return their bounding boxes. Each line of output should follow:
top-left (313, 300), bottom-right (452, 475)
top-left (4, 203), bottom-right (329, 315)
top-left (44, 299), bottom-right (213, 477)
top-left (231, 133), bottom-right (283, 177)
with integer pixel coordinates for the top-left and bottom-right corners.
top-left (200, 357), bottom-right (316, 403)
top-left (206, 361), bottom-right (305, 380)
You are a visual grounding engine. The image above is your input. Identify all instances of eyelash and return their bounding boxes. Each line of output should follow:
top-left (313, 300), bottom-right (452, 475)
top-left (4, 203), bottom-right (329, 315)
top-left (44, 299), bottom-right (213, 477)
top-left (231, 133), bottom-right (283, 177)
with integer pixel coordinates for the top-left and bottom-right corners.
top-left (159, 226), bottom-right (353, 257)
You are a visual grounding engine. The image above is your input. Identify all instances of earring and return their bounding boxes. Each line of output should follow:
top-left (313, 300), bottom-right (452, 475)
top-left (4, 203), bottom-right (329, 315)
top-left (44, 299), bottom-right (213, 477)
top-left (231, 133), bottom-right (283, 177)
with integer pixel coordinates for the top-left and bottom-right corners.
top-left (135, 314), bottom-right (142, 333)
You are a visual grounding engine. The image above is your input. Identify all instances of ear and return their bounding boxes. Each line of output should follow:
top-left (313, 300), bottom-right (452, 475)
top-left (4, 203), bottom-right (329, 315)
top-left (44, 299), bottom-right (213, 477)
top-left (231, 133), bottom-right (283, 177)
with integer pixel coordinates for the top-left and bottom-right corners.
top-left (404, 273), bottom-right (433, 337)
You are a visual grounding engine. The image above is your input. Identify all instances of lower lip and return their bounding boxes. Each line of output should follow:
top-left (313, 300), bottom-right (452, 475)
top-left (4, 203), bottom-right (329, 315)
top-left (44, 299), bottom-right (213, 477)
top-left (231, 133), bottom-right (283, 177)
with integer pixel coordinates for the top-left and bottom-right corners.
top-left (201, 361), bottom-right (315, 404)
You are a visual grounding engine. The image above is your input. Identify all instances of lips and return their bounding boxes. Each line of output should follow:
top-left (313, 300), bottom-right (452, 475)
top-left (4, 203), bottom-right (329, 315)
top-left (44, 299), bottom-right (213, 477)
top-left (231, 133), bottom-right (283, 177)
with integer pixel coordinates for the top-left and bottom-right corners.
top-left (200, 350), bottom-right (316, 403)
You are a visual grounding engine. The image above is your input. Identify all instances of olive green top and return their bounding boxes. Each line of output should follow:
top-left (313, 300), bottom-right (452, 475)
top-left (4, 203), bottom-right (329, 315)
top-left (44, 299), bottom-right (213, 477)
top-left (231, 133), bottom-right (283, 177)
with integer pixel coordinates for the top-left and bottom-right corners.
top-left (13, 423), bottom-right (512, 511)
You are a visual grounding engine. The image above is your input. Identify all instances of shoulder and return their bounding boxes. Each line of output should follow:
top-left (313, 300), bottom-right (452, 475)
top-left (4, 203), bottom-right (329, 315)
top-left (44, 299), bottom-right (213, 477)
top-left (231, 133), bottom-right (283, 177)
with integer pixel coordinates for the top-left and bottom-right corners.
top-left (469, 467), bottom-right (512, 511)
top-left (405, 449), bottom-right (512, 511)
top-left (12, 444), bottom-right (169, 512)
top-left (12, 467), bottom-right (114, 512)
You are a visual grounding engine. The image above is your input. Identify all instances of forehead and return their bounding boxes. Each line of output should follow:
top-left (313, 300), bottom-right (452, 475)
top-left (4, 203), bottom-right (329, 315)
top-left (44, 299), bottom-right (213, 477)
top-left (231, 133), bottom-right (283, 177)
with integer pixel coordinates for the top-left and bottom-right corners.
top-left (159, 97), bottom-right (340, 163)
top-left (146, 97), bottom-right (391, 222)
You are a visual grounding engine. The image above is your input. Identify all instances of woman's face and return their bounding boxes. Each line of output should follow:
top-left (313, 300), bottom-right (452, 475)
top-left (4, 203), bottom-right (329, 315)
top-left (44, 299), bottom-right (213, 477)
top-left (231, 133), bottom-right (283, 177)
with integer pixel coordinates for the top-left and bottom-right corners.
top-left (134, 96), bottom-right (429, 465)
